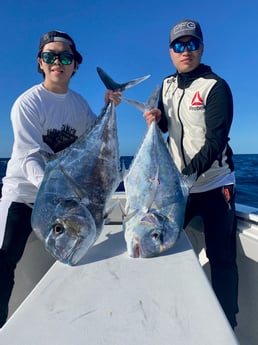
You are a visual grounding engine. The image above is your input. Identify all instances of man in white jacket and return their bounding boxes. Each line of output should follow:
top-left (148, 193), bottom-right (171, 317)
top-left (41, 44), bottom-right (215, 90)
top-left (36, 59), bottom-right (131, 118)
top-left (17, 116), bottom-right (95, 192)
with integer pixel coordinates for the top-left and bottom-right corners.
top-left (144, 19), bottom-right (238, 329)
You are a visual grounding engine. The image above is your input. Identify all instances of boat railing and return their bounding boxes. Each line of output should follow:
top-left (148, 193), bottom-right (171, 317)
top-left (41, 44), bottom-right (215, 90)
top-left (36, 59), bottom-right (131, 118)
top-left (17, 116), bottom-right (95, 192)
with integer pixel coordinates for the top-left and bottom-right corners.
top-left (235, 203), bottom-right (258, 263)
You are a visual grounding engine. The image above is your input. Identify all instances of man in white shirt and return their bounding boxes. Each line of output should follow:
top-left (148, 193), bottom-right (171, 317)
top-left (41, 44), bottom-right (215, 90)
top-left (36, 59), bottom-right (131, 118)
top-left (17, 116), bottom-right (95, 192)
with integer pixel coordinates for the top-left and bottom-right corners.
top-left (0, 30), bottom-right (121, 327)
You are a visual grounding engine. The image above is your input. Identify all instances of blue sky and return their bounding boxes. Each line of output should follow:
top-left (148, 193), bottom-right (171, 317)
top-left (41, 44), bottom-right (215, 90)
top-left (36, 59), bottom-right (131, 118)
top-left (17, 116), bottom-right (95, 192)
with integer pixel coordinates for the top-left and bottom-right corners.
top-left (0, 0), bottom-right (257, 157)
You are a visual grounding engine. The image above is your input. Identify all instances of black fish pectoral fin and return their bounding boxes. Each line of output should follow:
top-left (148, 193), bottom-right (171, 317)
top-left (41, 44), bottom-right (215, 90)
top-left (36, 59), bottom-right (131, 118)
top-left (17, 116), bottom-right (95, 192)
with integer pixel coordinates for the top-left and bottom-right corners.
top-left (96, 67), bottom-right (150, 92)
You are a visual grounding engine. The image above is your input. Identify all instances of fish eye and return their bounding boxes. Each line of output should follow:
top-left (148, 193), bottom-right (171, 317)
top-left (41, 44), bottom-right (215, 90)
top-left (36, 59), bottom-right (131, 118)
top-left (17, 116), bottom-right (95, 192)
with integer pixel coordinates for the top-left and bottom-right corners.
top-left (53, 224), bottom-right (64, 236)
top-left (151, 231), bottom-right (160, 241)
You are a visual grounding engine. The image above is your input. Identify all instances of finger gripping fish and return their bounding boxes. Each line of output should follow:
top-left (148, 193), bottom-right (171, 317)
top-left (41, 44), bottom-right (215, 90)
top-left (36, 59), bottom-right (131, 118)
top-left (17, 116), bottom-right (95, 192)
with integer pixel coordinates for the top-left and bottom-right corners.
top-left (31, 68), bottom-right (150, 265)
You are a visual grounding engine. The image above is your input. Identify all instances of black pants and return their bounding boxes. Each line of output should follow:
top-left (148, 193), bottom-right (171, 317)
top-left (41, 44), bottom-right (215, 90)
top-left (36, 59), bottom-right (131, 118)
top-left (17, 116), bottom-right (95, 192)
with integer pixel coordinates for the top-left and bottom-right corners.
top-left (0, 202), bottom-right (32, 328)
top-left (184, 185), bottom-right (239, 329)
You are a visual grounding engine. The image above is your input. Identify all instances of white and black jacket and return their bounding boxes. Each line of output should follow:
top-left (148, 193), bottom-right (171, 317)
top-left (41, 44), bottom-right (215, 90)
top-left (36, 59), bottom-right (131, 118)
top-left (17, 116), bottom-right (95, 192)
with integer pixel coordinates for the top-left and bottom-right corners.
top-left (158, 64), bottom-right (235, 193)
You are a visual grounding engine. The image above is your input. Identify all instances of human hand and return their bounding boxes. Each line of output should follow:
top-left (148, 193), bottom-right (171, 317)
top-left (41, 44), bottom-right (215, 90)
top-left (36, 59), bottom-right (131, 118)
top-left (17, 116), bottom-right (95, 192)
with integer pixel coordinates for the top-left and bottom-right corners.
top-left (144, 108), bottom-right (161, 127)
top-left (104, 90), bottom-right (122, 107)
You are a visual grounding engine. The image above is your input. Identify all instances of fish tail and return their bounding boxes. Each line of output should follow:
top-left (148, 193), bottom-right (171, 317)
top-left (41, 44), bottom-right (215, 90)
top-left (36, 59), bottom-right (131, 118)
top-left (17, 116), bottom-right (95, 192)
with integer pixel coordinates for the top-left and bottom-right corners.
top-left (123, 86), bottom-right (161, 113)
top-left (123, 98), bottom-right (146, 113)
top-left (96, 67), bottom-right (150, 92)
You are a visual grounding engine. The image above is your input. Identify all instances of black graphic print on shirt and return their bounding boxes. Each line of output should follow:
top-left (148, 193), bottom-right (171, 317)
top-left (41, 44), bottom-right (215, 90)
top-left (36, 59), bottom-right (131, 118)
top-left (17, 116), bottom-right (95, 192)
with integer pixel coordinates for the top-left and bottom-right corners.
top-left (43, 124), bottom-right (78, 153)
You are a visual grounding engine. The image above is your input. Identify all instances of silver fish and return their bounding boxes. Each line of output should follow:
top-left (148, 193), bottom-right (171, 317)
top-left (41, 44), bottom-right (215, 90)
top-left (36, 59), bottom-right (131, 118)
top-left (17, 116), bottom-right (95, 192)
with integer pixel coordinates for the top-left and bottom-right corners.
top-left (123, 89), bottom-right (195, 258)
top-left (31, 68), bottom-right (150, 265)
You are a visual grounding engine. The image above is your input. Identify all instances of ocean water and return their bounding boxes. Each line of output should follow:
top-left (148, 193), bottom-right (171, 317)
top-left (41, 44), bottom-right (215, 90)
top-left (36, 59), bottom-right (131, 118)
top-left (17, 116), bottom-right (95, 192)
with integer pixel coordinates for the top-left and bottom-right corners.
top-left (233, 154), bottom-right (258, 208)
top-left (1, 154), bottom-right (258, 208)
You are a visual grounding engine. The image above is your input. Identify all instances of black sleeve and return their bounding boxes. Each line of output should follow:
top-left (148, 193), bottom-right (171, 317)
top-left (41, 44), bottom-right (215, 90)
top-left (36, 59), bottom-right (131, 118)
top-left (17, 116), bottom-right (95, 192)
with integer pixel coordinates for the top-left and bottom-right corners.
top-left (182, 78), bottom-right (233, 177)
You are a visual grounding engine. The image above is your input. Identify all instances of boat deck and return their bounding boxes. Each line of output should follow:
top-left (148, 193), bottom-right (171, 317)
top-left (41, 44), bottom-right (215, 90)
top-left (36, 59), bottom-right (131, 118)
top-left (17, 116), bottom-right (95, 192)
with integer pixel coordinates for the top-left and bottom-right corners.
top-left (0, 223), bottom-right (238, 344)
top-left (1, 194), bottom-right (258, 344)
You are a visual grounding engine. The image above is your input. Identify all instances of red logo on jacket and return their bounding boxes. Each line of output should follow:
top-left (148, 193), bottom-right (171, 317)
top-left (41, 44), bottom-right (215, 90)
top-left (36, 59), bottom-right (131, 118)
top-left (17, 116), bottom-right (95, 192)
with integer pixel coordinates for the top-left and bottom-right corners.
top-left (191, 91), bottom-right (203, 106)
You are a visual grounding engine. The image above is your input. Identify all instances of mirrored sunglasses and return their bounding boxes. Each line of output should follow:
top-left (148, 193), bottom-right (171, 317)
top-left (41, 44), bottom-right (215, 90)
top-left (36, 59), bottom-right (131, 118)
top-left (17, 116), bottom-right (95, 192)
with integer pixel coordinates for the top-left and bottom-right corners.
top-left (41, 52), bottom-right (74, 65)
top-left (170, 38), bottom-right (201, 53)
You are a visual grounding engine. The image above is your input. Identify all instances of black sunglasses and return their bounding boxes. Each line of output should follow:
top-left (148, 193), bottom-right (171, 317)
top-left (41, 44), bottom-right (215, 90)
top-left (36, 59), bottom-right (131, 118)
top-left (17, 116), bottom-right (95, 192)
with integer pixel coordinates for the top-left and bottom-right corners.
top-left (170, 38), bottom-right (201, 53)
top-left (41, 52), bottom-right (74, 65)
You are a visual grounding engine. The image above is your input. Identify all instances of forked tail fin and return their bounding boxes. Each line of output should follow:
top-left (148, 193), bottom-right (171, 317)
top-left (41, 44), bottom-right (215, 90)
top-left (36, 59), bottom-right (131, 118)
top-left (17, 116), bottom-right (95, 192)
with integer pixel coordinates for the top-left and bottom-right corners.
top-left (123, 86), bottom-right (161, 113)
top-left (96, 66), bottom-right (150, 92)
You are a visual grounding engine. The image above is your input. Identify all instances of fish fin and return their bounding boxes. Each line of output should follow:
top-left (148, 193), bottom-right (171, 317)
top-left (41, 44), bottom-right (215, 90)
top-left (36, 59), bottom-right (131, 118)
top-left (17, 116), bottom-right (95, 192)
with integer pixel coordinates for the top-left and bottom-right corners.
top-left (104, 200), bottom-right (121, 224)
top-left (144, 167), bottom-right (160, 211)
top-left (181, 172), bottom-right (197, 198)
top-left (96, 67), bottom-right (150, 92)
top-left (119, 201), bottom-right (126, 217)
top-left (105, 199), bottom-right (120, 217)
top-left (123, 209), bottom-right (139, 223)
top-left (59, 164), bottom-right (87, 200)
top-left (123, 98), bottom-right (146, 113)
top-left (145, 86), bottom-right (161, 109)
top-left (123, 86), bottom-right (160, 113)
top-left (126, 168), bottom-right (159, 214)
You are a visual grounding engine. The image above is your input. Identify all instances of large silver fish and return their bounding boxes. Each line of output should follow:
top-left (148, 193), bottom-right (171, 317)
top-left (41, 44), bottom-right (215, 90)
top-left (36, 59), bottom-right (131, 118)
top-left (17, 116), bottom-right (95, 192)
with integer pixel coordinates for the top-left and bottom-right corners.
top-left (123, 89), bottom-right (195, 258)
top-left (31, 67), bottom-right (150, 265)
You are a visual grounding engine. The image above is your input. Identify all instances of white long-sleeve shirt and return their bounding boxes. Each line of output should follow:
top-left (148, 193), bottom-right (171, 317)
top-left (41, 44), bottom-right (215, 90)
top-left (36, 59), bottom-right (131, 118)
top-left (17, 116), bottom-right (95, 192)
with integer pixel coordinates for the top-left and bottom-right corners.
top-left (2, 83), bottom-right (96, 203)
